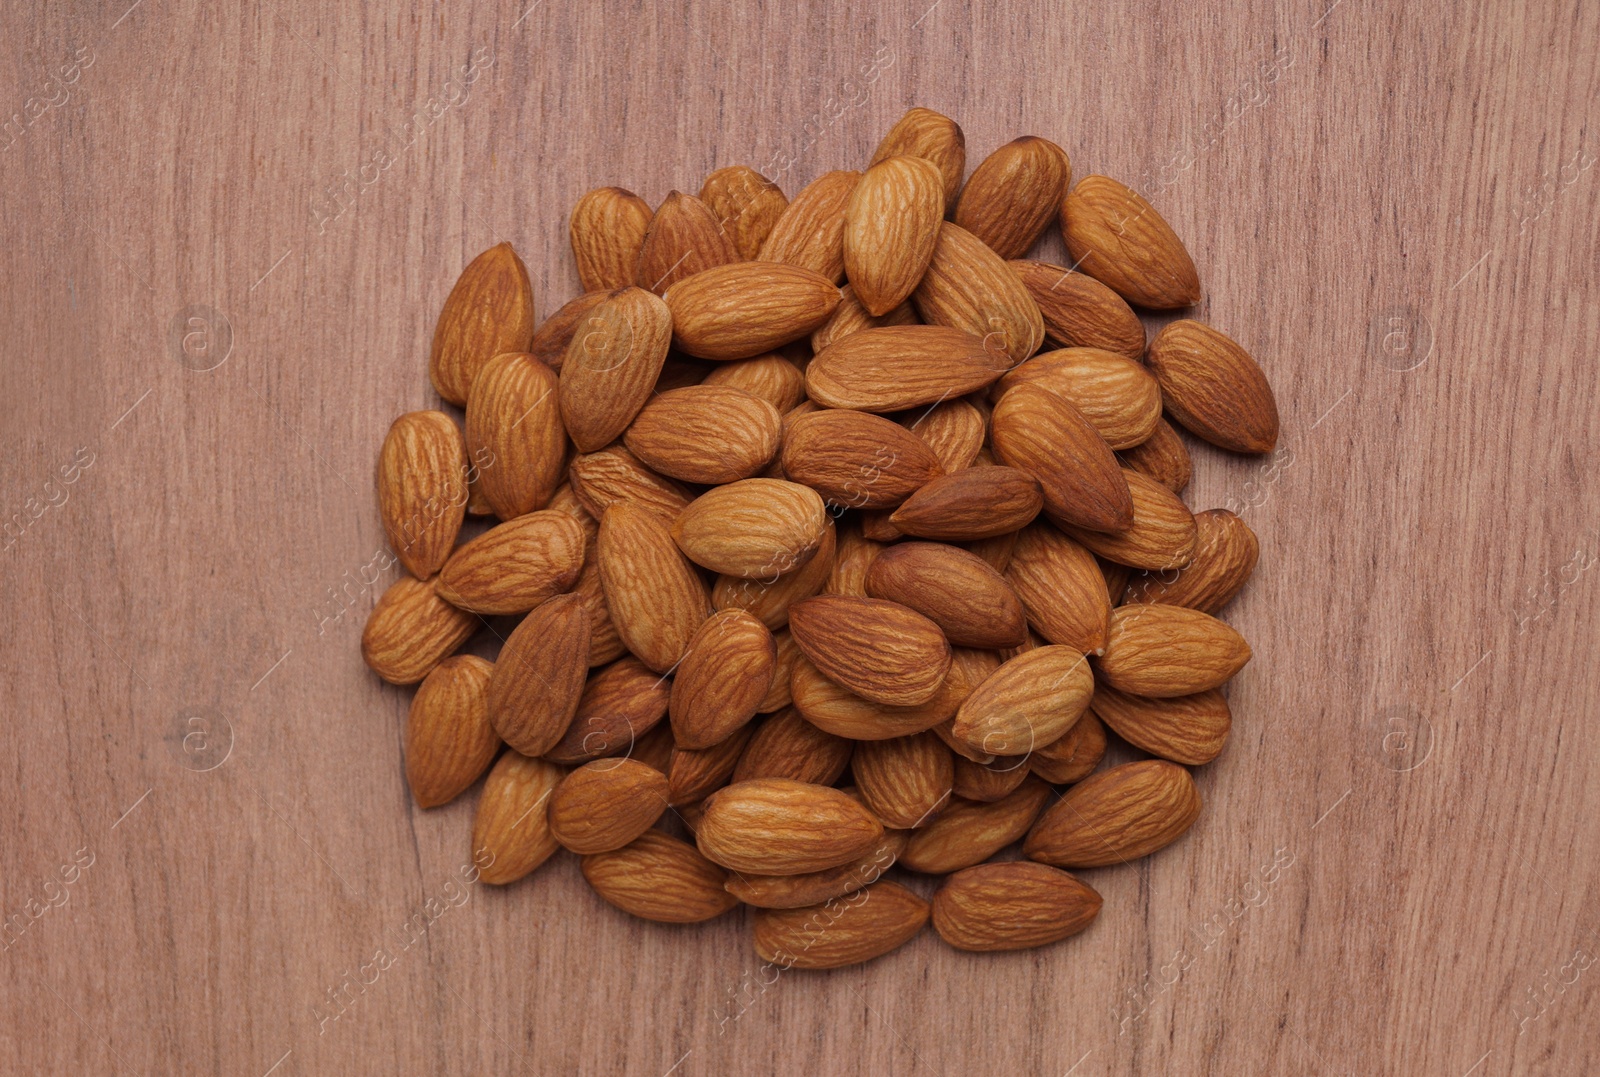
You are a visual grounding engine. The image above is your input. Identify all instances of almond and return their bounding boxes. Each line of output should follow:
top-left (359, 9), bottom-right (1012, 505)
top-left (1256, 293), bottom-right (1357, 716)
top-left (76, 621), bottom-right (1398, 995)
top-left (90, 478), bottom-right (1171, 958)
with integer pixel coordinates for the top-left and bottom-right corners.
top-left (623, 384), bottom-right (781, 483)
top-left (932, 862), bottom-right (1101, 952)
top-left (464, 353), bottom-right (566, 519)
top-left (529, 290), bottom-right (609, 369)
top-left (952, 137), bottom-right (1071, 259)
top-left (825, 521), bottom-right (883, 597)
top-left (898, 777), bottom-right (1050, 874)
top-left (951, 755), bottom-right (1032, 802)
top-left (759, 631), bottom-right (802, 712)
top-left (758, 169), bottom-right (860, 282)
top-left (912, 222), bottom-right (1044, 366)
top-left (548, 757), bottom-right (670, 854)
top-left (890, 466), bottom-right (1043, 541)
top-left (437, 510), bottom-right (587, 615)
top-left (780, 409), bottom-right (944, 510)
top-left (1057, 468), bottom-right (1197, 571)
top-left (665, 262), bottom-right (840, 360)
top-left (1096, 603), bottom-right (1252, 696)
top-left (405, 655), bottom-right (500, 808)
top-left (568, 445), bottom-right (693, 522)
top-left (991, 383), bottom-right (1132, 532)
top-left (635, 190), bottom-right (738, 295)
top-left (852, 732), bottom-right (955, 828)
top-left (1100, 557), bottom-right (1130, 605)
top-left (666, 724), bottom-right (754, 805)
top-left (788, 595), bottom-right (952, 707)
top-left (596, 502), bottom-right (712, 673)
top-left (378, 411), bottom-right (469, 579)
top-left (843, 155), bottom-right (946, 315)
top-left (1145, 319), bottom-right (1280, 453)
top-left (872, 106), bottom-right (965, 203)
top-left (810, 284), bottom-right (918, 352)
top-left (901, 397), bottom-right (987, 471)
top-left (1091, 684), bottom-right (1231, 766)
top-left (471, 751), bottom-right (565, 885)
top-left (570, 186), bottom-right (653, 292)
top-left (582, 829), bottom-right (739, 922)
top-left (752, 878), bottom-right (928, 969)
top-left (1118, 416), bottom-right (1192, 493)
top-left (805, 324), bottom-right (1008, 411)
top-left (1004, 523), bottom-right (1112, 654)
top-left (570, 540), bottom-right (627, 666)
top-left (1061, 175), bottom-right (1200, 309)
top-left (864, 541), bottom-right (1027, 648)
top-left (700, 353), bottom-right (806, 411)
top-left (711, 516), bottom-right (836, 630)
top-left (361, 576), bottom-right (477, 685)
top-left (733, 706), bottom-right (853, 785)
top-left (544, 656), bottom-right (669, 765)
top-left (429, 242), bottom-right (537, 405)
top-left (696, 778), bottom-right (884, 875)
top-left (1009, 260), bottom-right (1146, 359)
top-left (485, 592), bottom-right (590, 756)
top-left (727, 829), bottom-right (905, 909)
top-left (1029, 708), bottom-right (1106, 784)
top-left (669, 610), bottom-right (777, 749)
top-left (1122, 508), bottom-right (1259, 613)
top-left (788, 654), bottom-right (970, 740)
top-left (997, 347), bottom-right (1162, 450)
top-left (671, 478), bottom-right (827, 579)
top-left (1024, 759), bottom-right (1201, 867)
top-left (700, 165), bottom-right (788, 260)
top-left (557, 286), bottom-right (673, 452)
top-left (965, 529), bottom-right (1021, 575)
top-left (951, 645), bottom-right (1093, 758)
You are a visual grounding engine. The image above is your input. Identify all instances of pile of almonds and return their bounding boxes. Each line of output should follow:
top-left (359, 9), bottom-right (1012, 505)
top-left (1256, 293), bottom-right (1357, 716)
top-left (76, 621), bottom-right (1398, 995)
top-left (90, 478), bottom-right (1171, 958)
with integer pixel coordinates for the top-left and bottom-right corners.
top-left (363, 106), bottom-right (1278, 969)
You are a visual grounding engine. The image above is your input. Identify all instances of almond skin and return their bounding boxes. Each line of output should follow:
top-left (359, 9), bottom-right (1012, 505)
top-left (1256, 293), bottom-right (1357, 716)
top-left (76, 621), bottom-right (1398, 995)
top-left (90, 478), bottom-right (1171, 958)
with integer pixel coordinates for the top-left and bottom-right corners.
top-left (1029, 708), bottom-right (1107, 784)
top-left (1118, 416), bottom-right (1192, 493)
top-left (701, 353), bottom-right (806, 411)
top-left (596, 502), bottom-right (712, 673)
top-left (811, 283), bottom-right (919, 352)
top-left (872, 106), bottom-right (966, 203)
top-left (1145, 319), bottom-right (1280, 454)
top-left (671, 478), bottom-right (827, 579)
top-left (758, 169), bottom-right (860, 282)
top-left (825, 521), bottom-right (884, 597)
top-left (890, 466), bottom-right (1044, 541)
top-left (727, 829), bottom-right (905, 909)
top-left (697, 778), bottom-right (885, 875)
top-left (806, 324), bottom-right (1009, 411)
top-left (700, 165), bottom-right (788, 260)
top-left (464, 353), bottom-right (566, 520)
top-left (666, 724), bottom-right (755, 806)
top-left (952, 136), bottom-right (1072, 259)
top-left (635, 190), bottom-right (738, 295)
top-left (669, 610), bottom-right (777, 749)
top-left (665, 262), bottom-right (840, 360)
top-left (568, 445), bottom-right (693, 523)
top-left (1122, 508), bottom-right (1259, 612)
top-left (471, 752), bottom-right (565, 885)
top-left (788, 595), bottom-right (952, 707)
top-left (361, 576), bottom-right (477, 686)
top-left (1096, 603), bottom-right (1252, 696)
top-left (759, 631), bottom-right (802, 712)
top-left (913, 222), bottom-right (1045, 366)
top-left (1009, 260), bottom-right (1146, 359)
top-left (558, 286), bottom-right (674, 453)
top-left (378, 411), bottom-right (469, 579)
top-left (733, 706), bottom-right (853, 785)
top-left (951, 645), bottom-right (1093, 758)
top-left (1025, 759), bottom-right (1202, 867)
top-left (864, 542), bottom-right (1027, 649)
top-left (437, 510), bottom-right (587, 615)
top-left (951, 754), bottom-right (1031, 803)
top-left (781, 409), bottom-right (944, 510)
top-left (1005, 523), bottom-right (1113, 654)
top-left (1057, 468), bottom-right (1197, 571)
top-left (932, 862), bottom-right (1102, 952)
top-left (623, 384), bottom-right (781, 484)
top-left (1061, 175), bottom-right (1201, 309)
top-left (997, 347), bottom-right (1162, 450)
top-left (991, 382), bottom-right (1133, 532)
top-left (752, 879), bottom-right (928, 969)
top-left (529, 291), bottom-right (609, 369)
top-left (429, 242), bottom-right (537, 405)
top-left (1091, 684), bottom-right (1231, 766)
top-left (582, 830), bottom-right (739, 922)
top-left (899, 777), bottom-right (1050, 874)
top-left (852, 732), bottom-right (955, 829)
top-left (544, 656), bottom-right (669, 765)
top-left (711, 517), bottom-right (836, 630)
top-left (570, 186), bottom-right (653, 292)
top-left (789, 654), bottom-right (971, 740)
top-left (844, 155), bottom-right (946, 315)
top-left (549, 757), bottom-right (670, 854)
top-left (405, 655), bottom-right (501, 808)
top-left (485, 592), bottom-right (591, 756)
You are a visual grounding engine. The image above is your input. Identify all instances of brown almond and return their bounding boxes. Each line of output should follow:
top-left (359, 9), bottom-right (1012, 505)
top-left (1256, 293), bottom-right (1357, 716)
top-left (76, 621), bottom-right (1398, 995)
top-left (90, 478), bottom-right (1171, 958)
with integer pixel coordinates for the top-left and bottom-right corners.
top-left (665, 262), bottom-right (840, 360)
top-left (991, 382), bottom-right (1132, 532)
top-left (752, 879), bottom-right (928, 969)
top-left (623, 384), bottom-right (781, 484)
top-left (570, 186), bottom-right (652, 292)
top-left (464, 353), bottom-right (566, 520)
top-left (711, 517), bottom-right (836, 630)
top-left (568, 445), bottom-right (693, 523)
top-left (1057, 468), bottom-right (1197, 571)
top-left (1025, 759), bottom-right (1201, 867)
top-left (697, 778), bottom-right (884, 875)
top-left (1092, 685), bottom-right (1231, 766)
top-left (1009, 260), bottom-right (1146, 359)
top-left (485, 592), bottom-right (590, 756)
top-left (700, 165), bottom-right (788, 260)
top-left (361, 576), bottom-right (477, 686)
top-left (844, 155), bottom-right (946, 315)
top-left (635, 190), bottom-right (738, 295)
top-left (544, 656), bottom-right (669, 765)
top-left (933, 862), bottom-right (1102, 952)
top-left (1096, 603), bottom-right (1252, 697)
top-left (811, 283), bottom-right (919, 352)
top-left (471, 752), bottom-right (564, 885)
top-left (596, 502), bottom-right (712, 673)
top-left (891, 467), bottom-right (1043, 541)
top-left (965, 529), bottom-right (1021, 576)
top-left (806, 324), bottom-right (1008, 411)
top-left (558, 286), bottom-right (673, 453)
top-left (666, 724), bottom-right (754, 806)
top-left (668, 610), bottom-right (776, 749)
top-left (1122, 508), bottom-right (1259, 613)
top-left (788, 654), bottom-right (974, 740)
top-left (759, 631), bottom-right (802, 713)
top-left (912, 222), bottom-right (1045, 366)
top-left (405, 655), bottom-right (500, 808)
top-left (1061, 176), bottom-right (1200, 309)
top-left (901, 397), bottom-right (987, 472)
top-left (727, 829), bottom-right (905, 909)
top-left (529, 290), bottom-right (610, 369)
top-left (950, 646), bottom-right (1093, 758)
top-left (872, 106), bottom-right (965, 203)
top-left (898, 777), bottom-right (1051, 874)
top-left (672, 478), bottom-right (827, 580)
top-left (437, 510), bottom-right (587, 615)
top-left (852, 732), bottom-right (955, 829)
top-left (570, 539), bottom-right (627, 666)
top-left (825, 521), bottom-right (883, 597)
top-left (1005, 523), bottom-right (1112, 654)
top-left (952, 137), bottom-right (1071, 259)
top-left (758, 169), bottom-right (860, 282)
top-left (378, 410), bottom-right (469, 579)
top-left (733, 706), bottom-right (853, 785)
top-left (701, 353), bottom-right (806, 412)
top-left (1029, 708), bottom-right (1107, 784)
top-left (582, 830), bottom-right (739, 922)
top-left (781, 409), bottom-right (944, 510)
top-left (997, 347), bottom-right (1162, 450)
top-left (1118, 416), bottom-right (1192, 493)
top-left (788, 595), bottom-right (952, 707)
top-left (864, 542), bottom-right (1027, 648)
top-left (429, 242), bottom-right (536, 405)
top-left (951, 755), bottom-right (1031, 803)
top-left (1145, 319), bottom-right (1280, 454)
top-left (549, 757), bottom-right (670, 854)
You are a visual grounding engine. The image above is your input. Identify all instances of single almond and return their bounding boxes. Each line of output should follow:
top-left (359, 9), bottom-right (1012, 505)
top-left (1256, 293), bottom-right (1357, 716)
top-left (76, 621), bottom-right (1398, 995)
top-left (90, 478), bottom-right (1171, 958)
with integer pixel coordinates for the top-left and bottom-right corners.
top-left (1061, 175), bottom-right (1201, 309)
top-left (1145, 319), bottom-right (1280, 453)
top-left (568, 444), bottom-right (693, 522)
top-left (635, 190), bottom-right (738, 295)
top-left (997, 347), bottom-right (1162, 450)
top-left (378, 410), bottom-right (469, 579)
top-left (361, 576), bottom-right (477, 686)
top-left (1118, 416), bottom-right (1192, 493)
top-left (733, 706), bottom-right (853, 785)
top-left (596, 502), bottom-right (712, 673)
top-left (529, 290), bottom-right (610, 369)
top-left (701, 353), bottom-right (806, 411)
top-left (429, 242), bottom-right (537, 405)
top-left (872, 106), bottom-right (966, 203)
top-left (950, 645), bottom-right (1093, 758)
top-left (758, 169), bottom-right (860, 282)
top-left (1091, 684), bottom-right (1231, 766)
top-left (1025, 759), bottom-right (1201, 867)
top-left (622, 384), bottom-right (781, 484)
top-left (544, 656), bottom-right (669, 765)
top-left (952, 136), bottom-right (1071, 259)
top-left (890, 466), bottom-right (1044, 541)
top-left (405, 655), bottom-right (500, 808)
top-left (991, 382), bottom-right (1132, 532)
top-left (549, 758), bottom-right (670, 854)
top-left (485, 592), bottom-right (590, 756)
top-left (864, 541), bottom-right (1027, 648)
top-left (901, 397), bottom-right (987, 471)
top-left (471, 752), bottom-right (565, 885)
top-left (671, 478), bottom-right (827, 579)
top-left (825, 520), bottom-right (883, 597)
top-left (788, 653), bottom-right (972, 740)
top-left (912, 222), bottom-right (1044, 366)
top-left (1100, 556), bottom-right (1130, 605)
top-left (700, 165), bottom-right (788, 260)
top-left (1122, 508), bottom-right (1259, 613)
top-left (1004, 522), bottom-right (1113, 654)
top-left (788, 595), bottom-right (952, 707)
top-left (781, 409), bottom-right (944, 510)
top-left (898, 777), bottom-right (1050, 874)
top-left (758, 631), bottom-right (802, 712)
top-left (852, 732), bottom-right (955, 829)
top-left (1029, 708), bottom-right (1107, 784)
top-left (582, 829), bottom-right (739, 923)
top-left (558, 286), bottom-right (673, 453)
top-left (570, 186), bottom-right (653, 292)
top-left (1096, 603), bottom-right (1252, 696)
top-left (810, 283), bottom-right (918, 352)
top-left (668, 610), bottom-right (776, 749)
top-left (727, 829), bottom-right (905, 909)
top-left (437, 510), bottom-right (587, 615)
top-left (752, 879), bottom-right (929, 969)
top-left (951, 754), bottom-right (1032, 802)
top-left (665, 262), bottom-right (840, 360)
top-left (933, 861), bottom-right (1102, 952)
top-left (711, 516), bottom-right (836, 630)
top-left (806, 324), bottom-right (1009, 411)
top-left (465, 353), bottom-right (566, 520)
top-left (666, 723), bottom-right (755, 805)
top-left (697, 778), bottom-right (885, 875)
top-left (843, 155), bottom-right (946, 315)
top-left (1009, 260), bottom-right (1146, 359)
top-left (1057, 468), bottom-right (1197, 571)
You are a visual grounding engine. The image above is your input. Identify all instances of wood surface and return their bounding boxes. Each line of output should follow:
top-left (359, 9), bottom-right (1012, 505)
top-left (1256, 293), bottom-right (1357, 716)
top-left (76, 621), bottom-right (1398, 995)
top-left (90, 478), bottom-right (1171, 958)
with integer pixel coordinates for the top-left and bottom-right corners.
top-left (3, 0), bottom-right (1598, 1073)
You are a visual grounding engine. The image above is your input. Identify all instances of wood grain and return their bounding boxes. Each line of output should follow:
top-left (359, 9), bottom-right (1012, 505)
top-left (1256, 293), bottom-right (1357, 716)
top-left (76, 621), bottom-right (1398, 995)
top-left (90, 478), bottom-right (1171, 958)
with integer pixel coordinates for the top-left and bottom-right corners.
top-left (2, 0), bottom-right (1598, 1073)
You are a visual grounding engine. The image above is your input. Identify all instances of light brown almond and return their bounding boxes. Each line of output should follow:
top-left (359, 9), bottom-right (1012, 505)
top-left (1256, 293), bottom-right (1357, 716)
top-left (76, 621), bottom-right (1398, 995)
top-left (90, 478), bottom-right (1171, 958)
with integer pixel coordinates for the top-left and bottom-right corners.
top-left (733, 706), bottom-right (853, 785)
top-left (405, 655), bottom-right (500, 808)
top-left (671, 478), bottom-right (827, 579)
top-left (1057, 468), bottom-right (1197, 571)
top-left (1121, 508), bottom-right (1258, 612)
top-left (898, 777), bottom-right (1050, 874)
top-left (582, 829), bottom-right (739, 922)
top-left (378, 410), bottom-right (469, 579)
top-left (544, 656), bottom-right (669, 765)
top-left (952, 137), bottom-right (1071, 259)
top-left (665, 262), bottom-right (840, 361)
top-left (429, 242), bottom-right (536, 405)
top-left (852, 732), bottom-right (955, 829)
top-left (635, 190), bottom-right (738, 295)
top-left (789, 654), bottom-right (974, 740)
top-left (758, 169), bottom-right (860, 281)
top-left (549, 757), bottom-right (670, 854)
top-left (1145, 319), bottom-right (1280, 454)
top-left (1025, 759), bottom-right (1201, 867)
top-left (806, 324), bottom-right (1008, 411)
top-left (864, 542), bottom-right (1027, 648)
top-left (727, 829), bottom-right (905, 909)
top-left (900, 396), bottom-right (987, 471)
top-left (361, 576), bottom-right (477, 686)
top-left (950, 645), bottom-right (1092, 758)
top-left (1091, 685), bottom-right (1231, 766)
top-left (471, 752), bottom-right (564, 885)
top-left (623, 384), bottom-right (781, 484)
top-left (890, 466), bottom-right (1043, 541)
top-left (872, 106), bottom-right (965, 203)
top-left (596, 502), bottom-right (712, 673)
top-left (570, 186), bottom-right (652, 292)
top-left (752, 879), bottom-right (928, 969)
top-left (912, 222), bottom-right (1045, 366)
top-left (759, 631), bottom-right (802, 713)
top-left (529, 290), bottom-right (609, 369)
top-left (810, 283), bottom-right (918, 352)
top-left (464, 353), bottom-right (566, 520)
top-left (700, 165), bottom-right (788, 260)
top-left (781, 409), bottom-right (944, 510)
top-left (1096, 603), bottom-right (1251, 696)
top-left (697, 778), bottom-right (884, 875)
top-left (668, 610), bottom-right (776, 749)
top-left (1061, 176), bottom-right (1201, 309)
top-left (711, 517), bottom-right (836, 630)
top-left (485, 592), bottom-right (590, 756)
top-left (788, 595), bottom-right (952, 707)
top-left (558, 286), bottom-right (673, 452)
top-left (951, 755), bottom-right (1032, 802)
top-left (1009, 260), bottom-right (1146, 359)
top-left (700, 353), bottom-right (806, 411)
top-left (997, 347), bottom-right (1162, 450)
top-left (437, 510), bottom-right (586, 615)
top-left (1029, 708), bottom-right (1107, 784)
top-left (932, 861), bottom-right (1101, 952)
top-left (568, 445), bottom-right (693, 523)
top-left (991, 382), bottom-right (1132, 532)
top-left (825, 521), bottom-right (883, 597)
top-left (1118, 416), bottom-right (1192, 493)
top-left (666, 724), bottom-right (754, 806)
top-left (1004, 523), bottom-right (1113, 654)
top-left (844, 155), bottom-right (946, 315)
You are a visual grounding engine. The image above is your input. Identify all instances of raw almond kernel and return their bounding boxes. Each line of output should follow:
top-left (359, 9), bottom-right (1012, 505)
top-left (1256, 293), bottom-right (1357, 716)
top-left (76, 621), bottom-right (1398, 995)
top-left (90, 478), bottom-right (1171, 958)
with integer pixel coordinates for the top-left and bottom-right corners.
top-left (932, 862), bottom-right (1102, 952)
top-left (872, 106), bottom-right (966, 203)
top-left (558, 286), bottom-right (673, 453)
top-left (571, 541), bottom-right (626, 666)
top-left (952, 136), bottom-right (1072, 259)
top-left (701, 353), bottom-right (806, 412)
top-left (570, 186), bottom-right (653, 292)
top-left (811, 284), bottom-right (918, 352)
top-left (864, 542), bottom-right (1027, 649)
top-left (465, 353), bottom-right (566, 520)
top-left (1057, 468), bottom-right (1197, 572)
top-left (759, 631), bottom-right (802, 712)
top-left (1091, 685), bottom-right (1231, 766)
top-left (665, 262), bottom-right (841, 361)
top-left (753, 878), bottom-right (929, 969)
top-left (1097, 603), bottom-right (1251, 696)
top-left (712, 516), bottom-right (836, 630)
top-left (361, 576), bottom-right (477, 686)
top-left (700, 165), bottom-right (788, 260)
top-left (781, 409), bottom-right (944, 510)
top-left (1029, 708), bottom-right (1107, 784)
top-left (758, 169), bottom-right (860, 282)
top-left (1145, 319), bottom-right (1280, 454)
top-left (788, 595), bottom-right (952, 707)
top-left (890, 466), bottom-right (1044, 541)
top-left (405, 655), bottom-right (501, 808)
top-left (1005, 523), bottom-right (1113, 654)
top-left (852, 732), bottom-right (955, 828)
top-left (951, 755), bottom-right (1031, 802)
top-left (378, 411), bottom-right (469, 579)
top-left (1025, 759), bottom-right (1201, 867)
top-left (806, 324), bottom-right (1009, 411)
top-left (825, 521), bottom-right (883, 597)
top-left (1122, 508), bottom-right (1259, 613)
top-left (1009, 260), bottom-right (1146, 359)
top-left (1118, 416), bottom-right (1192, 493)
top-left (429, 242), bottom-right (537, 405)
top-left (623, 385), bottom-right (782, 484)
top-left (844, 155), bottom-right (946, 315)
top-left (548, 758), bottom-right (670, 854)
top-left (996, 347), bottom-right (1162, 450)
top-left (635, 190), bottom-right (738, 295)
top-left (727, 829), bottom-right (905, 909)
top-left (901, 397), bottom-right (987, 471)
top-left (666, 723), bottom-right (755, 805)
top-left (898, 777), bottom-right (1050, 875)
top-left (582, 830), bottom-right (739, 923)
top-left (789, 654), bottom-right (967, 740)
top-left (544, 656), bottom-right (669, 765)
top-left (697, 778), bottom-right (885, 875)
top-left (437, 510), bottom-right (587, 615)
top-left (1061, 175), bottom-right (1201, 309)
top-left (991, 382), bottom-right (1132, 532)
top-left (485, 593), bottom-right (590, 756)
top-left (568, 445), bottom-right (693, 523)
top-left (472, 752), bottom-right (565, 885)
top-left (950, 645), bottom-right (1093, 757)
top-left (596, 502), bottom-right (712, 673)
top-left (912, 222), bottom-right (1045, 366)
top-left (671, 478), bottom-right (828, 579)
top-left (733, 706), bottom-right (853, 785)
top-left (529, 290), bottom-right (609, 369)
top-left (669, 610), bottom-right (777, 749)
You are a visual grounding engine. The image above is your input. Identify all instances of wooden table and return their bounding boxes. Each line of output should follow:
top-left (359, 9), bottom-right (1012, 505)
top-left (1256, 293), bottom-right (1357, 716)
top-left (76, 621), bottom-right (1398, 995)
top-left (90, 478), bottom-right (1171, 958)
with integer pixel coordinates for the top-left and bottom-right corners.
top-left (4, 0), bottom-right (1596, 1073)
